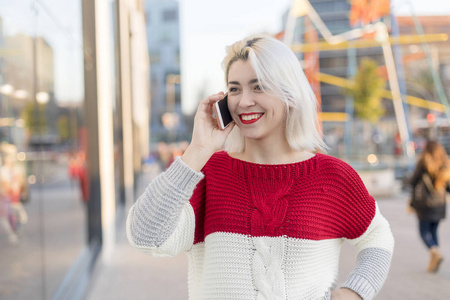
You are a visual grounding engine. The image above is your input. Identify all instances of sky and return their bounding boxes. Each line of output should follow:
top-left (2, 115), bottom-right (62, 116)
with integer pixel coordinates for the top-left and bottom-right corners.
top-left (180, 0), bottom-right (292, 114)
top-left (0, 0), bottom-right (450, 114)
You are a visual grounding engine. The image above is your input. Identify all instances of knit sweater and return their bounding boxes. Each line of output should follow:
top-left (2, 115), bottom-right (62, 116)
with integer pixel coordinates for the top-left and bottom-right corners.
top-left (127, 151), bottom-right (394, 300)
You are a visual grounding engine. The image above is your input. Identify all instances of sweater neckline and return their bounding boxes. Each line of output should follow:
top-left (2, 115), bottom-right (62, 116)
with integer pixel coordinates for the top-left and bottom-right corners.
top-left (225, 151), bottom-right (318, 166)
top-left (222, 151), bottom-right (320, 179)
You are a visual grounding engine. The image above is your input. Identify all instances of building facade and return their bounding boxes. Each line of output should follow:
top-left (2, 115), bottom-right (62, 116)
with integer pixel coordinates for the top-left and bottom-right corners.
top-left (291, 0), bottom-right (401, 157)
top-left (397, 15), bottom-right (450, 150)
top-left (397, 15), bottom-right (450, 119)
top-left (144, 0), bottom-right (183, 143)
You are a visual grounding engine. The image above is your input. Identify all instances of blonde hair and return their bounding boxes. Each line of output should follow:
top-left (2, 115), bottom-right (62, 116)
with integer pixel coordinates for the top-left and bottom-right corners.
top-left (421, 141), bottom-right (450, 191)
top-left (221, 35), bottom-right (327, 153)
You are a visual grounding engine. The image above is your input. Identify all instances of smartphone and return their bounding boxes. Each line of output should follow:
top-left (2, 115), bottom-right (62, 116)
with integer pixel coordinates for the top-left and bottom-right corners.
top-left (213, 95), bottom-right (233, 130)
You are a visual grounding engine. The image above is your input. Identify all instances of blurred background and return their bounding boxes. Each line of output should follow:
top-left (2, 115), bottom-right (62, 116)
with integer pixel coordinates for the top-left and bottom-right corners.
top-left (0, 0), bottom-right (449, 299)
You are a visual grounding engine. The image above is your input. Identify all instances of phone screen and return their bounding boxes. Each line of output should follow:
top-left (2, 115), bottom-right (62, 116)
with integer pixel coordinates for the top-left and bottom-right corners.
top-left (214, 95), bottom-right (233, 129)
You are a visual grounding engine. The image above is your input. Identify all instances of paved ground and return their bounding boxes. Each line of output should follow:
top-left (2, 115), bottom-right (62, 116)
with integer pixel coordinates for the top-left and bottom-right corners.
top-left (85, 185), bottom-right (450, 299)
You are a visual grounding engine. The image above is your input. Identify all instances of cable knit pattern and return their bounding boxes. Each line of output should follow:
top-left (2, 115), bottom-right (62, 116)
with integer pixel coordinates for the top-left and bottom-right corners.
top-left (252, 237), bottom-right (286, 299)
top-left (127, 151), bottom-right (394, 300)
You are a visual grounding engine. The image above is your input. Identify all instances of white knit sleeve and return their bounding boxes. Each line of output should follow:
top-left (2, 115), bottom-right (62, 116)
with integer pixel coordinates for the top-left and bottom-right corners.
top-left (341, 203), bottom-right (395, 300)
top-left (126, 156), bottom-right (204, 257)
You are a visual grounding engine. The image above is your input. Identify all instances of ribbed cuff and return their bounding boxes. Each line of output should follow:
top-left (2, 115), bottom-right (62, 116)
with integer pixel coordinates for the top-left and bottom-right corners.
top-left (164, 156), bottom-right (205, 193)
top-left (341, 275), bottom-right (376, 300)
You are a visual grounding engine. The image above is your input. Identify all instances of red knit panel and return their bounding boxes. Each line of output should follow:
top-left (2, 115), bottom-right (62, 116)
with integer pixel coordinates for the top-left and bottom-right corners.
top-left (189, 176), bottom-right (206, 244)
top-left (284, 156), bottom-right (376, 240)
top-left (190, 152), bottom-right (376, 244)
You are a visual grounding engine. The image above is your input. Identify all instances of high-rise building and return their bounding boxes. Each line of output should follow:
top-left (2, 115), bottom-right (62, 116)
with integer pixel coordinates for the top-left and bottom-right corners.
top-left (2, 34), bottom-right (58, 138)
top-left (144, 0), bottom-right (182, 143)
top-left (3, 34), bottom-right (55, 105)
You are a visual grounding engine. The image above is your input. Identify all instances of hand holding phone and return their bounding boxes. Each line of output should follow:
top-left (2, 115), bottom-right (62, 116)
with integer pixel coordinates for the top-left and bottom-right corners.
top-left (213, 95), bottom-right (233, 130)
top-left (181, 93), bottom-right (233, 172)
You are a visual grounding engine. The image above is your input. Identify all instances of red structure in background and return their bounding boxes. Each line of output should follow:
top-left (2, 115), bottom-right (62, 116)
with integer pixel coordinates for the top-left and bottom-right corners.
top-left (350, 0), bottom-right (390, 27)
top-left (303, 17), bottom-right (321, 107)
top-left (350, 0), bottom-right (391, 39)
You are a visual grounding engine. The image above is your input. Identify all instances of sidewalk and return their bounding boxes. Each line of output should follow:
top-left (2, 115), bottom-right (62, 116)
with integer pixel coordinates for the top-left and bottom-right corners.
top-left (84, 184), bottom-right (450, 299)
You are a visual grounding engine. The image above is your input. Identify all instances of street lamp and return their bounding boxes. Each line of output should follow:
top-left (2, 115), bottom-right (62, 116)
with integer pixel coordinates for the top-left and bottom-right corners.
top-left (13, 90), bottom-right (29, 100)
top-left (36, 92), bottom-right (50, 104)
top-left (0, 84), bottom-right (14, 95)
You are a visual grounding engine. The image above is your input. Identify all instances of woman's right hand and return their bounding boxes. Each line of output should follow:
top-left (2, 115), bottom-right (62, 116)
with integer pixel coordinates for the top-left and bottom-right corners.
top-left (181, 92), bottom-right (235, 172)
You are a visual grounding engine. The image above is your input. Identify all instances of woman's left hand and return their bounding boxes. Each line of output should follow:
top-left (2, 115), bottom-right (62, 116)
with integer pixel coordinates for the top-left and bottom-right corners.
top-left (331, 288), bottom-right (362, 300)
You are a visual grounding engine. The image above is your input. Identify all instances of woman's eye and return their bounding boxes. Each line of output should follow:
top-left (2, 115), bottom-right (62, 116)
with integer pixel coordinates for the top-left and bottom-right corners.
top-left (254, 85), bottom-right (261, 90)
top-left (228, 87), bottom-right (238, 92)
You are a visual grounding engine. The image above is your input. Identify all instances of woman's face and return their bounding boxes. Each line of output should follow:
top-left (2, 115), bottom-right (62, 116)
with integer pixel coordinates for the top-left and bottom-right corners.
top-left (227, 59), bottom-right (286, 143)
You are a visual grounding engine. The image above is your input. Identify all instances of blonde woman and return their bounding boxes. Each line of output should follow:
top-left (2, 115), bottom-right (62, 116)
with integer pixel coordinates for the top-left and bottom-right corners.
top-left (127, 35), bottom-right (394, 299)
top-left (410, 140), bottom-right (449, 273)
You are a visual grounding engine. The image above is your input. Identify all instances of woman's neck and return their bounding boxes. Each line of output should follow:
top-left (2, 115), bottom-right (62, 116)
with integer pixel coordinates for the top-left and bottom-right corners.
top-left (231, 139), bottom-right (314, 165)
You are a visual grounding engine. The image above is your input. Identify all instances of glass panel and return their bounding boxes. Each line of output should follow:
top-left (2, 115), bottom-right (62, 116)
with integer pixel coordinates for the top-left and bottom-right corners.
top-left (0, 1), bottom-right (86, 298)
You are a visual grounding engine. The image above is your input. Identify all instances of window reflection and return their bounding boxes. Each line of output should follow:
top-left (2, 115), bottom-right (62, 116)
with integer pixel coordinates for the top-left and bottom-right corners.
top-left (0, 1), bottom-right (85, 298)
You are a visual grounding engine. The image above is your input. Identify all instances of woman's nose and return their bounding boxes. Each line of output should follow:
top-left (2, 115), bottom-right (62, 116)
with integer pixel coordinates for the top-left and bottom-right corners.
top-left (238, 91), bottom-right (256, 108)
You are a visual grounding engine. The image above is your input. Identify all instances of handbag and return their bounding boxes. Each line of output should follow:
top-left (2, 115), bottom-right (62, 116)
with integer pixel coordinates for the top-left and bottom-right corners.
top-left (410, 173), bottom-right (445, 210)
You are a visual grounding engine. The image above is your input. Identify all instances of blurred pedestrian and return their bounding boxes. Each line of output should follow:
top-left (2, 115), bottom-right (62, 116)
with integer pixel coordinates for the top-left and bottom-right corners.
top-left (409, 140), bottom-right (448, 273)
top-left (156, 142), bottom-right (172, 172)
top-left (0, 154), bottom-right (18, 244)
top-left (0, 143), bottom-right (28, 243)
top-left (127, 35), bottom-right (394, 299)
top-left (68, 151), bottom-right (89, 202)
top-left (68, 151), bottom-right (80, 189)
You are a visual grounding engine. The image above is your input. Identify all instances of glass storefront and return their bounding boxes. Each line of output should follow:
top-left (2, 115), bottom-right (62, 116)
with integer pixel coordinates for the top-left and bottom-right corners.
top-left (1, 0), bottom-right (150, 298)
top-left (0, 1), bottom-right (121, 298)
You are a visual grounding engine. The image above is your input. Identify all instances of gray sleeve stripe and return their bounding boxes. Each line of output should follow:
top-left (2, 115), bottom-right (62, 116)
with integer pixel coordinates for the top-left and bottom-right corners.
top-left (341, 247), bottom-right (392, 300)
top-left (164, 156), bottom-right (205, 192)
top-left (127, 156), bottom-right (204, 249)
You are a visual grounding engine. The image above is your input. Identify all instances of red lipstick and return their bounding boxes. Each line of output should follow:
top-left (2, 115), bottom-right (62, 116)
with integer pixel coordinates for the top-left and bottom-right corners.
top-left (239, 113), bottom-right (264, 124)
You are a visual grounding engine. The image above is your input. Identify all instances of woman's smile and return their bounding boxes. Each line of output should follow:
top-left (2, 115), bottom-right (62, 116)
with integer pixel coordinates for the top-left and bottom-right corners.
top-left (239, 113), bottom-right (264, 124)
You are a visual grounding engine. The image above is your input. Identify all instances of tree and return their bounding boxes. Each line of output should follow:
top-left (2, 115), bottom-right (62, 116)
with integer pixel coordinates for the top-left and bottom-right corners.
top-left (21, 102), bottom-right (48, 135)
top-left (345, 57), bottom-right (385, 124)
top-left (344, 57), bottom-right (386, 156)
top-left (57, 115), bottom-right (70, 142)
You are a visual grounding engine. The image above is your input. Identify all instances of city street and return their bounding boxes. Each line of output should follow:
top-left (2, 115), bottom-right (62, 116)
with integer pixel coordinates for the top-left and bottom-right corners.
top-left (86, 181), bottom-right (450, 300)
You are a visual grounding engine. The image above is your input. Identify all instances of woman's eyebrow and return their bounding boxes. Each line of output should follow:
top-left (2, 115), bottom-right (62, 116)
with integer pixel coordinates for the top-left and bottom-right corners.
top-left (228, 78), bottom-right (259, 85)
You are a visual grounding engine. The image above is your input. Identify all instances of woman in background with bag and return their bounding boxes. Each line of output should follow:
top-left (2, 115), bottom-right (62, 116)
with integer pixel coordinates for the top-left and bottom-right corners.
top-left (410, 140), bottom-right (449, 273)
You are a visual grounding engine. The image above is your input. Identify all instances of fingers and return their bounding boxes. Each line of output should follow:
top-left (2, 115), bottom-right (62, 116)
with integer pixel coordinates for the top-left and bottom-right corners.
top-left (196, 92), bottom-right (226, 120)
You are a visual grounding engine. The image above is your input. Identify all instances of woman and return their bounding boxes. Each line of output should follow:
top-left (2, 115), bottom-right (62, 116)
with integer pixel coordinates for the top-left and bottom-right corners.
top-left (127, 35), bottom-right (394, 299)
top-left (410, 140), bottom-right (448, 273)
